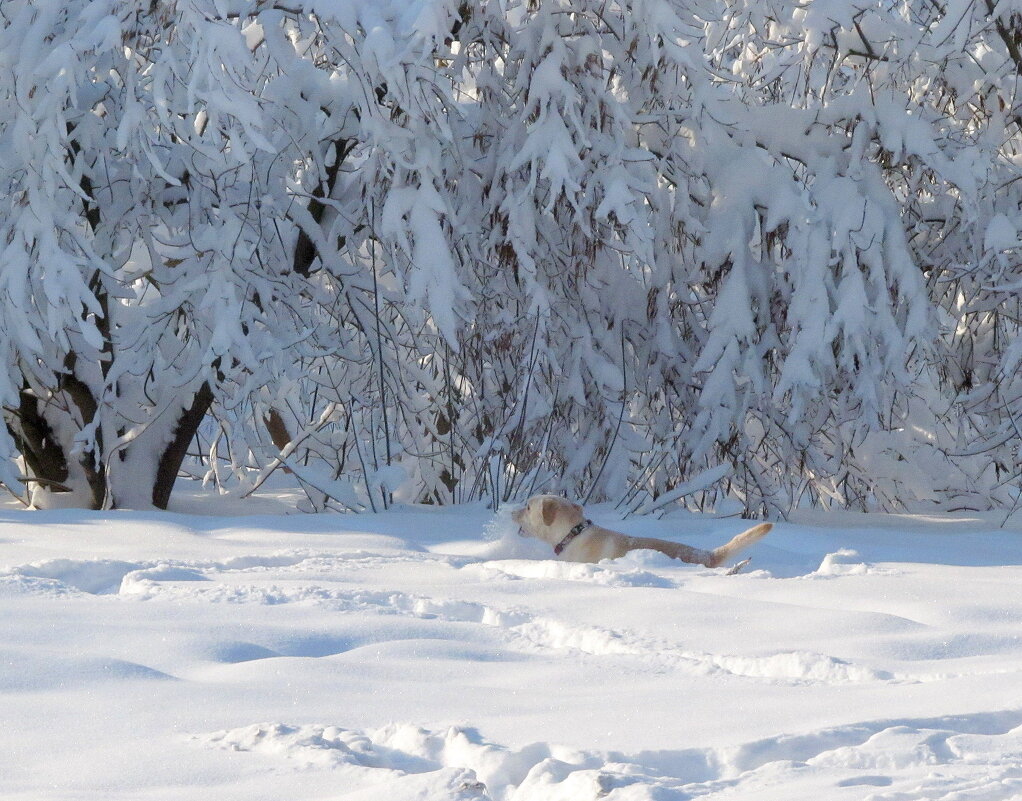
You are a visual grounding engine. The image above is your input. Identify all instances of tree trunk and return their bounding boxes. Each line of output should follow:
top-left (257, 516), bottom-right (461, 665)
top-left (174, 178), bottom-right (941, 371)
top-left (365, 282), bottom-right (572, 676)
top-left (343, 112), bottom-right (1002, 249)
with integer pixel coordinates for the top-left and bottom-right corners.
top-left (58, 368), bottom-right (106, 508)
top-left (151, 381), bottom-right (215, 510)
top-left (11, 384), bottom-right (70, 492)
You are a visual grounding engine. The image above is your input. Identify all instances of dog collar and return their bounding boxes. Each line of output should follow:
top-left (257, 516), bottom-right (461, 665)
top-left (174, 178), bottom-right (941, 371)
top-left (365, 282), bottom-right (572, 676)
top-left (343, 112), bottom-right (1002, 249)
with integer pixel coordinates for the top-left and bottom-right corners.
top-left (554, 519), bottom-right (593, 555)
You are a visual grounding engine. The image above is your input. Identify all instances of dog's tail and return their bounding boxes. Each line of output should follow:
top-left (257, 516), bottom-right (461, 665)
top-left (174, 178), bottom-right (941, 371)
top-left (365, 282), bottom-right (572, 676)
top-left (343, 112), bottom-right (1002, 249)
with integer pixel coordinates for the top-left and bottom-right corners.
top-left (709, 522), bottom-right (772, 568)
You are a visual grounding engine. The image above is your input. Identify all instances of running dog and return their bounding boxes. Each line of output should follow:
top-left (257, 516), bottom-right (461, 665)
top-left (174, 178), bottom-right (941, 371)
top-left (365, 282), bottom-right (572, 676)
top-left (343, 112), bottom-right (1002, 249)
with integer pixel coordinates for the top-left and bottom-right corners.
top-left (511, 494), bottom-right (771, 568)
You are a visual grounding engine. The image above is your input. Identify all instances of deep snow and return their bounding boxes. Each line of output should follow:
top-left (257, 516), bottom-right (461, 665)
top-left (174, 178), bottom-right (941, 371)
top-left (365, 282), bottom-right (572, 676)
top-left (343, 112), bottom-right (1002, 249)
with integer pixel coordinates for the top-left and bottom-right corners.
top-left (2, 493), bottom-right (1022, 800)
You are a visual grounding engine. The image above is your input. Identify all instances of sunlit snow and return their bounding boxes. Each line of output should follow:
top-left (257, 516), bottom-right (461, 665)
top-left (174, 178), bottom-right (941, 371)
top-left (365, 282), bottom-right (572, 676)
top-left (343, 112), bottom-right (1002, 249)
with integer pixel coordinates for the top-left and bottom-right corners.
top-left (2, 491), bottom-right (1021, 800)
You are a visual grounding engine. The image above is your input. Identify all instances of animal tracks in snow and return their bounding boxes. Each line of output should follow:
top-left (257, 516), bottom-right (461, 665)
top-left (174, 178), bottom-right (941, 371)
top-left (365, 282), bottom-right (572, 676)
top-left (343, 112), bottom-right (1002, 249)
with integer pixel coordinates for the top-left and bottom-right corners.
top-left (197, 712), bottom-right (1022, 801)
top-left (1, 551), bottom-right (916, 686)
top-left (4, 553), bottom-right (318, 595)
top-left (5, 510), bottom-right (1022, 801)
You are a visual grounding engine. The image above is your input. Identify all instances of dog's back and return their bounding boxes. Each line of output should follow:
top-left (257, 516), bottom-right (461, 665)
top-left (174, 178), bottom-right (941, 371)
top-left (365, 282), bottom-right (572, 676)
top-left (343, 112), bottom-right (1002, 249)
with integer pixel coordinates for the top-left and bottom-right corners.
top-left (560, 523), bottom-right (772, 567)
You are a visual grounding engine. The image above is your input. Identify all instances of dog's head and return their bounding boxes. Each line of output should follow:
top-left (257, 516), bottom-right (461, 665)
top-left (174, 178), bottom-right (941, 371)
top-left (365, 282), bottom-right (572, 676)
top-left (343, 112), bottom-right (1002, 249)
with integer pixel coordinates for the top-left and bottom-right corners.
top-left (511, 495), bottom-right (585, 546)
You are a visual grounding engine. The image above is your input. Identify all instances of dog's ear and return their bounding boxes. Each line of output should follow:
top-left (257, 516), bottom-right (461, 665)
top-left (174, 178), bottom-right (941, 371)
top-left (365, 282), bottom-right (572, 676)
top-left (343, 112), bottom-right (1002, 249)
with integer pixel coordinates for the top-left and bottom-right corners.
top-left (541, 497), bottom-right (558, 526)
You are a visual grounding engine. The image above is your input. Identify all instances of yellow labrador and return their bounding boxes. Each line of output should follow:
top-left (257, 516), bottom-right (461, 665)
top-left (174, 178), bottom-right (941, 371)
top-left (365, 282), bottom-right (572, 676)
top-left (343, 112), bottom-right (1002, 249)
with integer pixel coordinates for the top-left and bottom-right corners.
top-left (511, 494), bottom-right (771, 568)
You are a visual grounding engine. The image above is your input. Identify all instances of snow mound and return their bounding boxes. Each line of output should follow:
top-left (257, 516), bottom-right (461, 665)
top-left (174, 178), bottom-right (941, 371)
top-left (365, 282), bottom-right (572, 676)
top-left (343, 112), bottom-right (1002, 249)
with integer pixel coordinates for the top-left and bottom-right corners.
top-left (0, 650), bottom-right (175, 692)
top-left (0, 573), bottom-right (81, 598)
top-left (467, 558), bottom-right (678, 588)
top-left (198, 721), bottom-right (695, 801)
top-left (811, 549), bottom-right (894, 577)
top-left (10, 558), bottom-right (146, 594)
top-left (197, 714), bottom-right (1022, 801)
top-left (705, 650), bottom-right (893, 684)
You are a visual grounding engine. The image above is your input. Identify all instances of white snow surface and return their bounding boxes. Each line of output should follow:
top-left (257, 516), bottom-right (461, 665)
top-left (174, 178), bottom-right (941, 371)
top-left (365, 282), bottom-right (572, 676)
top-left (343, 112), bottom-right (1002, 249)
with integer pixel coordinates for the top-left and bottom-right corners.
top-left (3, 494), bottom-right (1022, 800)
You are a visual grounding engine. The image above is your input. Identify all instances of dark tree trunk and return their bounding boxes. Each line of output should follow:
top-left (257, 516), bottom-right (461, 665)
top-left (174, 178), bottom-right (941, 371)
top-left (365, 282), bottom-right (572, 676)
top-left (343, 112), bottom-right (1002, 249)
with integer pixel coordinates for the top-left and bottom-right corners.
top-left (11, 384), bottom-right (70, 492)
top-left (58, 368), bottom-right (106, 508)
top-left (151, 381), bottom-right (215, 510)
top-left (262, 408), bottom-right (295, 474)
top-left (14, 372), bottom-right (105, 507)
top-left (292, 138), bottom-right (352, 277)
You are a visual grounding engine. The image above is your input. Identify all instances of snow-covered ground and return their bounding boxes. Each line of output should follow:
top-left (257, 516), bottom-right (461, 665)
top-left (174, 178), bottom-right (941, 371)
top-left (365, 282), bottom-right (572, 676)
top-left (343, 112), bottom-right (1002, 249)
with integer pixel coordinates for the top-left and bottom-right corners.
top-left (3, 493), bottom-right (1022, 800)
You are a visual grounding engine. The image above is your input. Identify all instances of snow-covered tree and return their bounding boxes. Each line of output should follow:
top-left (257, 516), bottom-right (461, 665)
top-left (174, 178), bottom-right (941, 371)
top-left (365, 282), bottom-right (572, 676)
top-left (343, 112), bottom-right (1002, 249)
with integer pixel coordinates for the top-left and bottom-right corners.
top-left (4, 0), bottom-right (1022, 514)
top-left (0, 0), bottom-right (354, 507)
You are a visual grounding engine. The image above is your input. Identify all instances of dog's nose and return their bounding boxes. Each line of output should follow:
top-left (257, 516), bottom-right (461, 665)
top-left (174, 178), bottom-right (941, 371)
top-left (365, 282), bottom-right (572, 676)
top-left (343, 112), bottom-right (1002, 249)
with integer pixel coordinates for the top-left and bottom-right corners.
top-left (510, 506), bottom-right (523, 523)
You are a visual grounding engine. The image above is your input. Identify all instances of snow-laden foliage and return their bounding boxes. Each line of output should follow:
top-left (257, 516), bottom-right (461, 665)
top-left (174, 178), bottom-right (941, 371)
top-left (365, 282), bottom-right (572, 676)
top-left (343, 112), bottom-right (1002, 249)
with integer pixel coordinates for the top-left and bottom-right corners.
top-left (1, 0), bottom-right (1021, 513)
